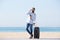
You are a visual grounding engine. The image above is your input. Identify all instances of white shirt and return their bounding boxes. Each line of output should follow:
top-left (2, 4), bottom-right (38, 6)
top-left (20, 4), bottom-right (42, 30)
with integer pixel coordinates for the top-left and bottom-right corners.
top-left (27, 11), bottom-right (36, 24)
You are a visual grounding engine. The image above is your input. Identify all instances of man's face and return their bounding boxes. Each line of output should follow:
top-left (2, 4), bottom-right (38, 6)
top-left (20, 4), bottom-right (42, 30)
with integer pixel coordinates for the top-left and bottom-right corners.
top-left (32, 8), bottom-right (35, 11)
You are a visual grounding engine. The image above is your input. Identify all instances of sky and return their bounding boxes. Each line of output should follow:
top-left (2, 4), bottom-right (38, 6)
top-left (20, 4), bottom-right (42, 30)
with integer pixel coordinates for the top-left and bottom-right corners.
top-left (0, 0), bottom-right (60, 27)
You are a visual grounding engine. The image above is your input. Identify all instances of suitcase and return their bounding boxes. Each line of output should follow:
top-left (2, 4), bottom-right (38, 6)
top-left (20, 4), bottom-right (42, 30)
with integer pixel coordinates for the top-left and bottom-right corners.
top-left (34, 27), bottom-right (40, 39)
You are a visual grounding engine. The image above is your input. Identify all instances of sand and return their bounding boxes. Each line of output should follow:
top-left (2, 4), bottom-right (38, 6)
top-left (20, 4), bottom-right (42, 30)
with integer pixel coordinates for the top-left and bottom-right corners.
top-left (0, 32), bottom-right (60, 38)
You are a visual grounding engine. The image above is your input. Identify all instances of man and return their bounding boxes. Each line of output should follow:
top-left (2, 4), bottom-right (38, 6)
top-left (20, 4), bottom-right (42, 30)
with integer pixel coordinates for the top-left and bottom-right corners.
top-left (26, 7), bottom-right (36, 39)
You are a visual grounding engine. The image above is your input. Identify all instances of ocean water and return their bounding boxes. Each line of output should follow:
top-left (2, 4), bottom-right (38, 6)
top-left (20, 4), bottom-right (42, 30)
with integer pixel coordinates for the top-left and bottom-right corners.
top-left (0, 27), bottom-right (60, 32)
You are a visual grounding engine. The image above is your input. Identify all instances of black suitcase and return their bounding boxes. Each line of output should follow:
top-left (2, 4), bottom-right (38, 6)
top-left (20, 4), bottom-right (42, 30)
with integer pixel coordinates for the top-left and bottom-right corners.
top-left (34, 27), bottom-right (40, 39)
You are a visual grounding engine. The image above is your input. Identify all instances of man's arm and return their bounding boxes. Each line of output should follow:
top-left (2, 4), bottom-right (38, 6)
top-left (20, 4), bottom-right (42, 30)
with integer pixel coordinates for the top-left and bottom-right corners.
top-left (28, 9), bottom-right (33, 20)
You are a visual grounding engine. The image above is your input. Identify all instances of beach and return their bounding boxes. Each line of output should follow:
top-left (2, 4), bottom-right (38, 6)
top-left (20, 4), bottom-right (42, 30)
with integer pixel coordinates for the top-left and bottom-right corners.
top-left (0, 32), bottom-right (60, 38)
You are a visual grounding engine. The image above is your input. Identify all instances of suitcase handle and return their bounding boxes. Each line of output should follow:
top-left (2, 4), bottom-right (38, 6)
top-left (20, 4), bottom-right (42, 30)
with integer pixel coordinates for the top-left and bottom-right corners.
top-left (33, 23), bottom-right (39, 27)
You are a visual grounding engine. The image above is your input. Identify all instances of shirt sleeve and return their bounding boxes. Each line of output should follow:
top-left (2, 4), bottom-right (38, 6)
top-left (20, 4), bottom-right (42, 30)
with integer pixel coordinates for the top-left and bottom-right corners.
top-left (27, 12), bottom-right (31, 16)
top-left (33, 14), bottom-right (36, 23)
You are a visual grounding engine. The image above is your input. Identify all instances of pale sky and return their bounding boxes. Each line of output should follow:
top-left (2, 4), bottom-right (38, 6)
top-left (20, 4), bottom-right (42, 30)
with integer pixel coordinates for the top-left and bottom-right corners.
top-left (0, 0), bottom-right (60, 27)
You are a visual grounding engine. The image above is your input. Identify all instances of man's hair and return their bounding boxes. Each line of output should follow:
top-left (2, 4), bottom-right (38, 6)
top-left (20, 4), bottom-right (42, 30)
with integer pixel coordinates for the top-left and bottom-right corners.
top-left (32, 7), bottom-right (35, 10)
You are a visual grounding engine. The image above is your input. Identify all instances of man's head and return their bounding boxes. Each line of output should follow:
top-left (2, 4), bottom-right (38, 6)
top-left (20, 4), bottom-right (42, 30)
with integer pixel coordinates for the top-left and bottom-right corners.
top-left (32, 7), bottom-right (35, 13)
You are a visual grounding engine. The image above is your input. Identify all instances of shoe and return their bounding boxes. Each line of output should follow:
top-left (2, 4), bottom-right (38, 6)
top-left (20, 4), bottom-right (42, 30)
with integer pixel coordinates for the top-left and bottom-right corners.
top-left (29, 35), bottom-right (33, 39)
top-left (29, 36), bottom-right (33, 39)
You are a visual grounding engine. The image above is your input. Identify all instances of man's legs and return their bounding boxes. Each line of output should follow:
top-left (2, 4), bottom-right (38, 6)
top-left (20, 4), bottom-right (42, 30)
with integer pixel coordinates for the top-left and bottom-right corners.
top-left (26, 23), bottom-right (31, 35)
top-left (30, 24), bottom-right (33, 38)
top-left (26, 23), bottom-right (33, 38)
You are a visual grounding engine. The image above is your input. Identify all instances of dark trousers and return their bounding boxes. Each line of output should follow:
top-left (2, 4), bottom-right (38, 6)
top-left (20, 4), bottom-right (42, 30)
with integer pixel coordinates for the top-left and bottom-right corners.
top-left (26, 23), bottom-right (33, 36)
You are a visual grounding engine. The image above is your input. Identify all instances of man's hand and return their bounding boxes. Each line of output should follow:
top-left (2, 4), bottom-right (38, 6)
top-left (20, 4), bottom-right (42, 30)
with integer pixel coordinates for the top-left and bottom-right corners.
top-left (30, 15), bottom-right (32, 20)
top-left (33, 23), bottom-right (35, 26)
